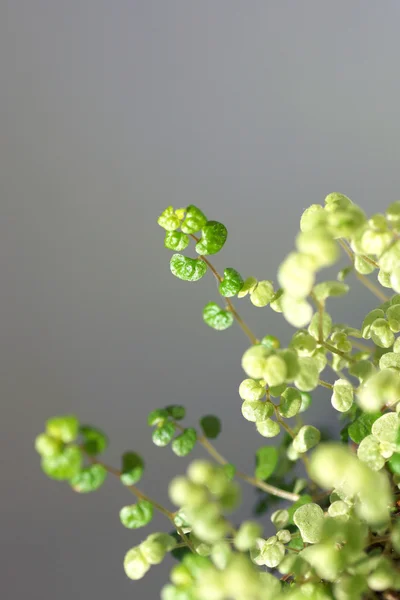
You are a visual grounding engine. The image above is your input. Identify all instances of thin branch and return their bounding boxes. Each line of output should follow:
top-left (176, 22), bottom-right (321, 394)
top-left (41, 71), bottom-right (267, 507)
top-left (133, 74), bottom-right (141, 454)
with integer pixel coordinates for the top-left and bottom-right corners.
top-left (189, 234), bottom-right (258, 345)
top-left (174, 422), bottom-right (300, 502)
top-left (87, 455), bottom-right (195, 552)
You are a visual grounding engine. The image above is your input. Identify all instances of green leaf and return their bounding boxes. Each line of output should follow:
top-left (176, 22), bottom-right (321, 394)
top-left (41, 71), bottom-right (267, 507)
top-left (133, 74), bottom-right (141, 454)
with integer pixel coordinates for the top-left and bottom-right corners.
top-left (170, 254), bottom-right (207, 282)
top-left (166, 405), bottom-right (186, 420)
top-left (164, 231), bottom-right (190, 251)
top-left (281, 294), bottom-right (313, 328)
top-left (388, 452), bottom-right (400, 475)
top-left (296, 229), bottom-right (339, 268)
top-left (312, 281), bottom-right (349, 302)
top-left (263, 355), bottom-right (287, 387)
top-left (46, 415), bottom-right (79, 443)
top-left (123, 547), bottom-right (150, 580)
top-left (200, 416), bottom-right (221, 439)
top-left (357, 435), bottom-right (385, 471)
top-left (348, 413), bottom-right (381, 444)
top-left (80, 425), bottom-right (108, 456)
top-left (278, 252), bottom-right (316, 299)
top-left (223, 463), bottom-right (236, 480)
top-left (34, 433), bottom-right (63, 458)
top-left (195, 221), bottom-right (227, 255)
top-left (294, 357), bottom-right (320, 392)
top-left (255, 446), bottom-right (278, 480)
top-left (237, 276), bottom-right (258, 298)
top-left (308, 312), bottom-right (332, 341)
top-left (171, 428), bottom-right (197, 456)
top-left (300, 204), bottom-right (326, 232)
top-left (238, 379), bottom-right (266, 402)
top-left (261, 335), bottom-right (281, 350)
top-left (299, 391), bottom-right (312, 413)
top-left (379, 351), bottom-right (400, 371)
top-left (202, 302), bottom-right (234, 330)
top-left (241, 344), bottom-right (271, 379)
top-left (180, 205), bottom-right (207, 234)
top-left (120, 500), bottom-right (154, 529)
top-left (70, 464), bottom-right (107, 493)
top-left (370, 318), bottom-right (395, 348)
top-left (331, 379), bottom-right (354, 413)
top-left (293, 425), bottom-right (321, 453)
top-left (287, 495), bottom-right (313, 525)
top-left (279, 388), bottom-right (302, 418)
top-left (148, 409), bottom-right (169, 426)
top-left (152, 422), bottom-right (176, 447)
top-left (241, 400), bottom-right (273, 422)
top-left (250, 281), bottom-right (275, 307)
top-left (41, 446), bottom-right (82, 481)
top-left (121, 452), bottom-right (145, 486)
top-left (256, 419), bottom-right (281, 438)
top-left (361, 309), bottom-right (385, 339)
top-left (157, 206), bottom-right (181, 231)
top-left (371, 412), bottom-right (400, 443)
top-left (293, 503), bottom-right (324, 544)
top-left (234, 521), bottom-right (263, 551)
top-left (219, 268), bottom-right (243, 297)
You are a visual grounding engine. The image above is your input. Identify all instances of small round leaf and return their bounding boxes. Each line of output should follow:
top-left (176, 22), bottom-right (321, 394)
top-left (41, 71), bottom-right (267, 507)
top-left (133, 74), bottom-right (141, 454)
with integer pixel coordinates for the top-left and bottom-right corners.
top-left (200, 415), bottom-right (221, 439)
top-left (70, 464), bottom-right (107, 493)
top-left (120, 500), bottom-right (154, 529)
top-left (171, 428), bottom-right (197, 456)
top-left (195, 221), bottom-right (227, 255)
top-left (203, 302), bottom-right (234, 331)
top-left (219, 268), bottom-right (243, 297)
top-left (170, 254), bottom-right (207, 282)
top-left (121, 452), bottom-right (145, 486)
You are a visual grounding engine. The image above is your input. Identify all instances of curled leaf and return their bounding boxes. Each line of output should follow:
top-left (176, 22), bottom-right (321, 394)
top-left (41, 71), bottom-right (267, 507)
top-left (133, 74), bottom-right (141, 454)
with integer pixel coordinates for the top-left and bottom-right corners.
top-left (203, 302), bottom-right (234, 331)
top-left (170, 254), bottom-right (207, 282)
top-left (195, 221), bottom-right (227, 255)
top-left (219, 268), bottom-right (243, 297)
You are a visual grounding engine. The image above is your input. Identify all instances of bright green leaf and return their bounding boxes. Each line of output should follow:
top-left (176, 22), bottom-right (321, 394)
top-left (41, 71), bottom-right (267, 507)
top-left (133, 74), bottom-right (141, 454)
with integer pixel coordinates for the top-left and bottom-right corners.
top-left (157, 206), bottom-right (181, 232)
top-left (170, 254), bottom-right (207, 282)
top-left (152, 422), bottom-right (176, 447)
top-left (120, 500), bottom-right (154, 529)
top-left (195, 221), bottom-right (227, 255)
top-left (250, 281), bottom-right (275, 307)
top-left (293, 425), bottom-right (320, 453)
top-left (41, 446), bottom-right (82, 481)
top-left (70, 464), bottom-right (107, 493)
top-left (180, 205), bottom-right (207, 234)
top-left (219, 268), bottom-right (243, 297)
top-left (293, 503), bottom-right (324, 544)
top-left (203, 302), bottom-right (234, 330)
top-left (164, 231), bottom-right (190, 251)
top-left (331, 379), bottom-right (354, 413)
top-left (46, 415), bottom-right (79, 443)
top-left (171, 428), bottom-right (197, 456)
top-left (279, 388), bottom-right (302, 418)
top-left (312, 281), bottom-right (349, 302)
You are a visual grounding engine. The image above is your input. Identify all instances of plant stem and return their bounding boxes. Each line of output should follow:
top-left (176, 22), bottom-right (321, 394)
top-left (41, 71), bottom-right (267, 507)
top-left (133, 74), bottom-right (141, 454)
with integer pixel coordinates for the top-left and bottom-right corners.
top-left (321, 340), bottom-right (356, 364)
top-left (174, 422), bottom-right (300, 502)
top-left (189, 234), bottom-right (258, 345)
top-left (318, 379), bottom-right (333, 390)
top-left (87, 455), bottom-right (195, 551)
top-left (272, 407), bottom-right (312, 477)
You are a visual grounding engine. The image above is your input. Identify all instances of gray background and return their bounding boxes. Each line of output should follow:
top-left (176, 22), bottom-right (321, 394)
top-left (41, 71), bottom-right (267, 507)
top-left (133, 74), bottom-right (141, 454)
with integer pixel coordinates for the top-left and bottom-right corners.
top-left (1, 1), bottom-right (399, 598)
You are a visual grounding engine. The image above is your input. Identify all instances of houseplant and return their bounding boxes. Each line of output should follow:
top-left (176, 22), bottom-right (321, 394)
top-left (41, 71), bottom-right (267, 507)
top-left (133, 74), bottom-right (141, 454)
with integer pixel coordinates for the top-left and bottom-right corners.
top-left (35, 195), bottom-right (400, 599)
